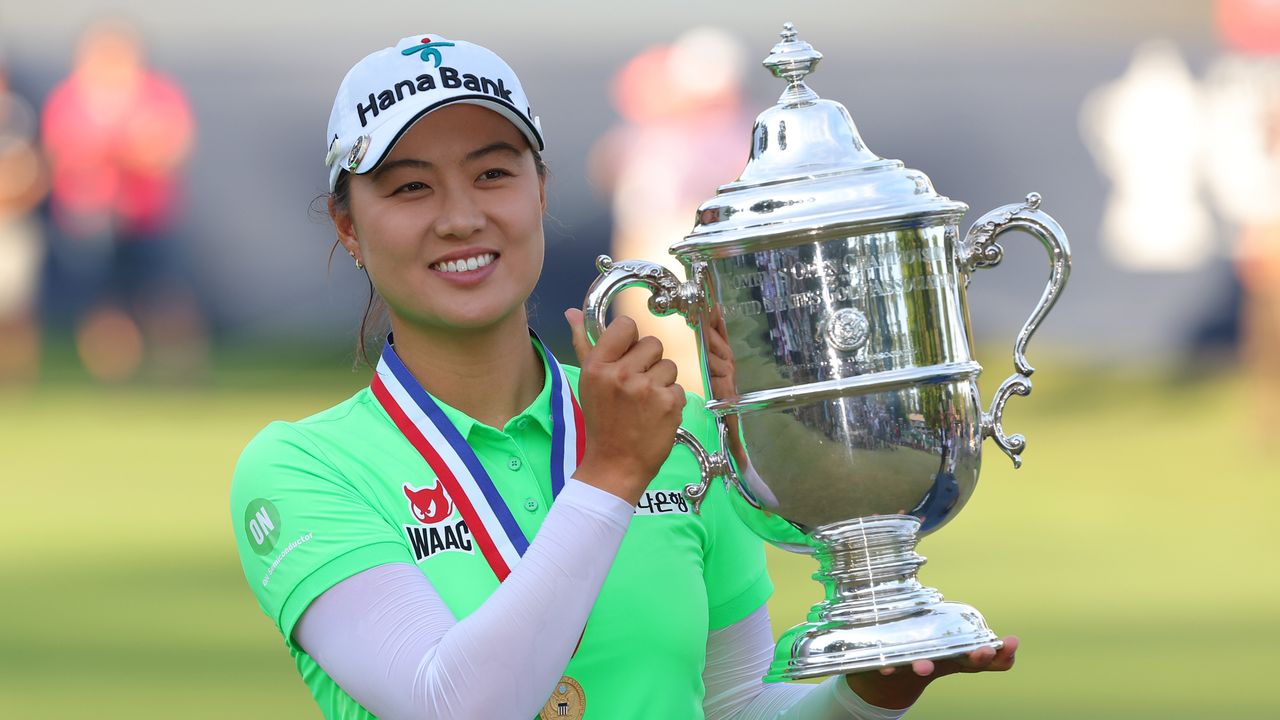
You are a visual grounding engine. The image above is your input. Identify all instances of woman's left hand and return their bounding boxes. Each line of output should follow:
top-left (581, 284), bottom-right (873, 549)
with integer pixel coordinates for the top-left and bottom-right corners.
top-left (844, 635), bottom-right (1019, 710)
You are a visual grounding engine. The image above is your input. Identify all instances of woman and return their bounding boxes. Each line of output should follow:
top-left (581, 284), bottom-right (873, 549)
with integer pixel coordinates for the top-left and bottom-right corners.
top-left (231, 34), bottom-right (1016, 719)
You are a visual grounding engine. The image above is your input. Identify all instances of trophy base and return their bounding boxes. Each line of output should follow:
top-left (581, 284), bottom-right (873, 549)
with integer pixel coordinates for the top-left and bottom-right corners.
top-left (767, 601), bottom-right (1001, 681)
top-left (765, 515), bottom-right (1001, 682)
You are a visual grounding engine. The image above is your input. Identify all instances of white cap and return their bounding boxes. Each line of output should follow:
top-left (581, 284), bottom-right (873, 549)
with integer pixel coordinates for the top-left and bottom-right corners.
top-left (324, 34), bottom-right (544, 192)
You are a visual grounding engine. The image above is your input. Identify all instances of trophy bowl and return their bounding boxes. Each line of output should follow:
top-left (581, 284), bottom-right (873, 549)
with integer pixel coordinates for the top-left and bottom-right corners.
top-left (583, 23), bottom-right (1070, 680)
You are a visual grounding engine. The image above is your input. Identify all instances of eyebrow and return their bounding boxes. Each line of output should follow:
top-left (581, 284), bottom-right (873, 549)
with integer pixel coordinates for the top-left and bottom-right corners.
top-left (370, 158), bottom-right (432, 180)
top-left (465, 141), bottom-right (523, 164)
top-left (371, 142), bottom-right (525, 181)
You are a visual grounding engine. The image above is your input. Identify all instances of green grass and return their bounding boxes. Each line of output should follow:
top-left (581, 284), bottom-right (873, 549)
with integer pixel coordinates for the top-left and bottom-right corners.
top-left (1, 360), bottom-right (1276, 718)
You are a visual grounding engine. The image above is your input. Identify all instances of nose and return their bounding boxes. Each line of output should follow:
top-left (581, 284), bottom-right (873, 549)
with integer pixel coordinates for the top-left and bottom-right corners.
top-left (433, 186), bottom-right (485, 240)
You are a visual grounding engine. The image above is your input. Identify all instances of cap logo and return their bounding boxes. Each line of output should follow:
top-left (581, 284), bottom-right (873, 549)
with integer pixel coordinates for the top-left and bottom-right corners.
top-left (401, 37), bottom-right (456, 67)
top-left (346, 135), bottom-right (370, 171)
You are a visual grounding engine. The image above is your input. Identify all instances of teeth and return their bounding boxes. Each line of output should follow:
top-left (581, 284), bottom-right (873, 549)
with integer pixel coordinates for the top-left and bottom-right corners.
top-left (433, 253), bottom-right (494, 273)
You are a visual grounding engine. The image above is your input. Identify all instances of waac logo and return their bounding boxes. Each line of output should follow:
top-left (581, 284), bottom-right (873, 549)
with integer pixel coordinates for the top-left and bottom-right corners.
top-left (404, 482), bottom-right (452, 524)
top-left (402, 482), bottom-right (473, 562)
top-left (401, 37), bottom-right (455, 67)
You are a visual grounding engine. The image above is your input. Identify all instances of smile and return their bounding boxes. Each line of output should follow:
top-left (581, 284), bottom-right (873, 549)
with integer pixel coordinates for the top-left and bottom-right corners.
top-left (430, 253), bottom-right (496, 273)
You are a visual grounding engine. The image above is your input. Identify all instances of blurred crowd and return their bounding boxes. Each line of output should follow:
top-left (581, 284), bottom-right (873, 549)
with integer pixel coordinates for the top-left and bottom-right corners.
top-left (1100, 0), bottom-right (1280, 436)
top-left (1, 7), bottom-right (1278, 423)
top-left (1, 18), bottom-right (206, 386)
top-left (591, 27), bottom-right (753, 384)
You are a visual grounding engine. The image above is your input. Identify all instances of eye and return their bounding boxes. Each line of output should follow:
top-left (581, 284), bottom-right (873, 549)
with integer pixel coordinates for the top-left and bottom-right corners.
top-left (393, 181), bottom-right (428, 194)
top-left (479, 168), bottom-right (512, 182)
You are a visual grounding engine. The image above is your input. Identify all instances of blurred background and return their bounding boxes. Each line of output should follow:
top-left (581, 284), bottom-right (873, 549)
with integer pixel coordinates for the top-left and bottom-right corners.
top-left (1, 0), bottom-right (1276, 717)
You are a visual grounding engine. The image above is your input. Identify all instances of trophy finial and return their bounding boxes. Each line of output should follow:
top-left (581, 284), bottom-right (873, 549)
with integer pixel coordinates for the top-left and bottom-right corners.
top-left (763, 22), bottom-right (823, 103)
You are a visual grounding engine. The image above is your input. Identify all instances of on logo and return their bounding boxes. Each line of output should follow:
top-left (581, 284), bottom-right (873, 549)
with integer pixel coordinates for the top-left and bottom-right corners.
top-left (244, 498), bottom-right (281, 556)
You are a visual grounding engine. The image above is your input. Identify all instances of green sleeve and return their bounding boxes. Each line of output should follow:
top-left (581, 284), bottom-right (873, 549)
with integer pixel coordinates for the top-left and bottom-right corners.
top-left (686, 398), bottom-right (774, 631)
top-left (230, 421), bottom-right (412, 648)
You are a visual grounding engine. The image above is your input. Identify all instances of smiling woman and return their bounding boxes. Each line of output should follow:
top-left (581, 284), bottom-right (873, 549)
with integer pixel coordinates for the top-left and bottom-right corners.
top-left (334, 106), bottom-right (548, 339)
top-left (229, 32), bottom-right (1013, 720)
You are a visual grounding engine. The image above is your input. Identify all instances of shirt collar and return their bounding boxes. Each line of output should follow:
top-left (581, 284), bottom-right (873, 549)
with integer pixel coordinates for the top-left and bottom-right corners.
top-left (385, 332), bottom-right (560, 441)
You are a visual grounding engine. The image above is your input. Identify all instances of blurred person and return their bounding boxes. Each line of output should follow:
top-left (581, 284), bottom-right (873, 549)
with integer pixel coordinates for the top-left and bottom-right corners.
top-left (589, 28), bottom-right (752, 384)
top-left (41, 18), bottom-right (205, 382)
top-left (0, 54), bottom-right (48, 385)
top-left (1206, 0), bottom-right (1280, 445)
top-left (1236, 219), bottom-right (1280, 443)
top-left (1080, 40), bottom-right (1212, 273)
top-left (230, 32), bottom-right (1016, 720)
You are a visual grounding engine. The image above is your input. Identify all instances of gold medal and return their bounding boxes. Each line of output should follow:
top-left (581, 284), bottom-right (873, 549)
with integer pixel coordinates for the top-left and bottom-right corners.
top-left (539, 675), bottom-right (586, 719)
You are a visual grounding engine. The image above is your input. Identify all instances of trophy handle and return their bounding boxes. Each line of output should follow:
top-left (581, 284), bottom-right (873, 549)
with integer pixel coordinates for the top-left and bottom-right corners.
top-left (960, 192), bottom-right (1072, 468)
top-left (673, 427), bottom-right (736, 514)
top-left (582, 255), bottom-right (731, 513)
top-left (582, 255), bottom-right (707, 343)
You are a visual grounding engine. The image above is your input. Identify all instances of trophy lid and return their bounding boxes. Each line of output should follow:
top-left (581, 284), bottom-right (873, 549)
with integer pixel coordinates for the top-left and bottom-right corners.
top-left (671, 23), bottom-right (969, 257)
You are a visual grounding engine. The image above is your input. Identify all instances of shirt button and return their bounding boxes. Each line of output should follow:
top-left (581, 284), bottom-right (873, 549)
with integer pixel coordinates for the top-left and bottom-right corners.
top-left (523, 497), bottom-right (539, 512)
top-left (507, 457), bottom-right (523, 471)
top-left (516, 418), bottom-right (531, 429)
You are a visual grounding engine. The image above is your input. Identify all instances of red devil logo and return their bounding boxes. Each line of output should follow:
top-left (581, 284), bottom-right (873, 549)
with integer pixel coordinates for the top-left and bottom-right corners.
top-left (404, 482), bottom-right (453, 524)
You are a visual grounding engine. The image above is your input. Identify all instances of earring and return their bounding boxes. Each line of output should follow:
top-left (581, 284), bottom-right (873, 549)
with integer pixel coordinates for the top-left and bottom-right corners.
top-left (348, 250), bottom-right (364, 270)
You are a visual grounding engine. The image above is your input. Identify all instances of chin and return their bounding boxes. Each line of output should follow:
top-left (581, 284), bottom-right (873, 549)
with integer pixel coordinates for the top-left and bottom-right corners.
top-left (416, 303), bottom-right (527, 333)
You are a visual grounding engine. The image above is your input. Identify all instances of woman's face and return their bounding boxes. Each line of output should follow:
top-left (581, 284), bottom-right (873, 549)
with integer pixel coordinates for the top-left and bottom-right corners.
top-left (335, 104), bottom-right (546, 333)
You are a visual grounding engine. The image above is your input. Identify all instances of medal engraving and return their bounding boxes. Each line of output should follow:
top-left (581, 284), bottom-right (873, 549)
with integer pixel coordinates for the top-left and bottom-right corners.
top-left (539, 676), bottom-right (585, 719)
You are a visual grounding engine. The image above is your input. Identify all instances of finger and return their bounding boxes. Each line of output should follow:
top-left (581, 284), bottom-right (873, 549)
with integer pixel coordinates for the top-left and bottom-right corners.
top-left (705, 334), bottom-right (731, 362)
top-left (701, 343), bottom-right (732, 368)
top-left (989, 636), bottom-right (1019, 671)
top-left (1000, 636), bottom-right (1020, 656)
top-left (931, 642), bottom-right (1005, 676)
top-left (645, 358), bottom-right (679, 387)
top-left (618, 335), bottom-right (664, 372)
top-left (963, 646), bottom-right (998, 671)
top-left (594, 315), bottom-right (640, 363)
top-left (912, 659), bottom-right (935, 677)
top-left (565, 309), bottom-right (590, 365)
top-left (705, 352), bottom-right (732, 378)
top-left (987, 651), bottom-right (1015, 672)
top-left (709, 306), bottom-right (727, 334)
top-left (669, 383), bottom-right (687, 407)
top-left (703, 322), bottom-right (732, 360)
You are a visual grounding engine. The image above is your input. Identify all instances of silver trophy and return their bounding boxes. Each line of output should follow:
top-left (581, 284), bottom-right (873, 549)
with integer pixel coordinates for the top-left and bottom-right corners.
top-left (583, 24), bottom-right (1070, 679)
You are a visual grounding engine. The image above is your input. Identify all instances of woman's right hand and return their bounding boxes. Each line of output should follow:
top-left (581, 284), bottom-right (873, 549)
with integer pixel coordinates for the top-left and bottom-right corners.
top-left (564, 308), bottom-right (685, 505)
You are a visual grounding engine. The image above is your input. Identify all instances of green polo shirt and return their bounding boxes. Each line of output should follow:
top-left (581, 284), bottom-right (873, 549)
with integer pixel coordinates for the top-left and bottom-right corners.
top-left (230, 346), bottom-right (772, 719)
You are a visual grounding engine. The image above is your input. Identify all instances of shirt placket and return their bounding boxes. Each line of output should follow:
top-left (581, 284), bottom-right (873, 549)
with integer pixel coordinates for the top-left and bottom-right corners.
top-left (476, 421), bottom-right (550, 542)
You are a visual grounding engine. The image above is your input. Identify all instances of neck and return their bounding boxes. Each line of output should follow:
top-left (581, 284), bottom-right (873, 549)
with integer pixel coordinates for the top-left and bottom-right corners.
top-left (386, 310), bottom-right (545, 429)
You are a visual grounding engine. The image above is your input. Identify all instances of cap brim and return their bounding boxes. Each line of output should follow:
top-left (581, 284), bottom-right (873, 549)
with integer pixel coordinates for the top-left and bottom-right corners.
top-left (357, 96), bottom-right (544, 178)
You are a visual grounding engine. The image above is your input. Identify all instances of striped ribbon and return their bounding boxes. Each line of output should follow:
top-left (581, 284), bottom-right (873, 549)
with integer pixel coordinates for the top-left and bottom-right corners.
top-left (370, 333), bottom-right (584, 581)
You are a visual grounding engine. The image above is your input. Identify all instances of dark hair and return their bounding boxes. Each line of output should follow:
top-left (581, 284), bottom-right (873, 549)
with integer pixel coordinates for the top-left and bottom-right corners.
top-left (328, 147), bottom-right (549, 368)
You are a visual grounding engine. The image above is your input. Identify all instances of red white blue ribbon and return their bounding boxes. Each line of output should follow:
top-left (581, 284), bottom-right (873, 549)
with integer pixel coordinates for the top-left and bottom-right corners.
top-left (370, 333), bottom-right (584, 582)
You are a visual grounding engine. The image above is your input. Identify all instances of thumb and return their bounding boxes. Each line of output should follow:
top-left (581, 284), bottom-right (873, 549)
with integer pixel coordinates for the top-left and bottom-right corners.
top-left (564, 308), bottom-right (590, 365)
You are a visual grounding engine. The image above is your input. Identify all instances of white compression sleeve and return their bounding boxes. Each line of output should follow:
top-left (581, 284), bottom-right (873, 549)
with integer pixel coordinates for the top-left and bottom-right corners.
top-left (703, 606), bottom-right (910, 720)
top-left (293, 479), bottom-right (634, 720)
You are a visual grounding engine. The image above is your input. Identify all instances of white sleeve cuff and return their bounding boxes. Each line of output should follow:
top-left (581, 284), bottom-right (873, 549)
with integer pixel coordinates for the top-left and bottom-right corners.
top-left (561, 477), bottom-right (636, 528)
top-left (831, 676), bottom-right (910, 720)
